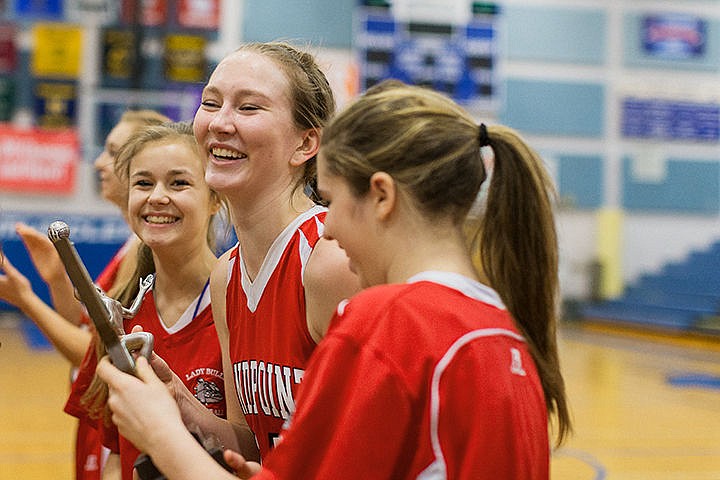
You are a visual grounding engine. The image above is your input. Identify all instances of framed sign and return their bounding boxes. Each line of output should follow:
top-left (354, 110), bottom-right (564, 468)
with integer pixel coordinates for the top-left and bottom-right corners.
top-left (642, 13), bottom-right (706, 59)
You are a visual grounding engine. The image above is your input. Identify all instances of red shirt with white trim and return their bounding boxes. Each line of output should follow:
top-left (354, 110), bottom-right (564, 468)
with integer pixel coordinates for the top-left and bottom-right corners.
top-left (104, 287), bottom-right (226, 480)
top-left (257, 271), bottom-right (549, 480)
top-left (226, 206), bottom-right (326, 459)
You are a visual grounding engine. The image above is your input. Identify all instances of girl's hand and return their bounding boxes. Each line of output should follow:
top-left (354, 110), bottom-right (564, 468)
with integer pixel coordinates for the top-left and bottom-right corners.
top-left (0, 255), bottom-right (34, 309)
top-left (15, 222), bottom-right (67, 285)
top-left (223, 449), bottom-right (262, 479)
top-left (97, 355), bottom-right (186, 454)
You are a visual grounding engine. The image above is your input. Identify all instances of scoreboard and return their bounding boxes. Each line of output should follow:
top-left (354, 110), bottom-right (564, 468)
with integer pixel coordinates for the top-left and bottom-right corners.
top-left (355, 1), bottom-right (499, 112)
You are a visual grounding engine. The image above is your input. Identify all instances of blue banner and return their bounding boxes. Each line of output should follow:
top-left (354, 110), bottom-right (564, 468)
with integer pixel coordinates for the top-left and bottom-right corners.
top-left (622, 97), bottom-right (720, 142)
top-left (13, 0), bottom-right (63, 19)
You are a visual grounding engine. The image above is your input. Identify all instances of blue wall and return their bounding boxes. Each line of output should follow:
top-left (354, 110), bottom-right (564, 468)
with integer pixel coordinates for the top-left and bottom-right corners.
top-left (500, 79), bottom-right (605, 137)
top-left (504, 6), bottom-right (606, 64)
top-left (622, 157), bottom-right (720, 214)
top-left (500, 4), bottom-right (720, 216)
top-left (243, 0), bottom-right (354, 47)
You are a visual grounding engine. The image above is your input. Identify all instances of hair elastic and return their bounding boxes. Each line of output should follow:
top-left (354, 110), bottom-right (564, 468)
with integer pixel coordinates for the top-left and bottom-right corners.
top-left (478, 123), bottom-right (491, 147)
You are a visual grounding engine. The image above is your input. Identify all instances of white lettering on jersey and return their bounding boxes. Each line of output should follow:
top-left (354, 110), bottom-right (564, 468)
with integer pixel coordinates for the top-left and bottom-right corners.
top-left (233, 360), bottom-right (305, 419)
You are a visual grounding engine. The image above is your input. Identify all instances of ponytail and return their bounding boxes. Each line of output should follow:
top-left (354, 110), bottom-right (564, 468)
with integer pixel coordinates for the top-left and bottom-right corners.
top-left (476, 124), bottom-right (571, 444)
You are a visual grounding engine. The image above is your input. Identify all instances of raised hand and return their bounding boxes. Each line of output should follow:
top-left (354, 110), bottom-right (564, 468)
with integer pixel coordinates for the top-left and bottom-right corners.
top-left (16, 222), bottom-right (82, 325)
top-left (15, 222), bottom-right (67, 286)
top-left (0, 254), bottom-right (34, 309)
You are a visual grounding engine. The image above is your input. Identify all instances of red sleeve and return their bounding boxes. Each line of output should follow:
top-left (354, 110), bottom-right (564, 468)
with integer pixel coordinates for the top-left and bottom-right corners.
top-left (65, 339), bottom-right (122, 454)
top-left (259, 327), bottom-right (414, 480)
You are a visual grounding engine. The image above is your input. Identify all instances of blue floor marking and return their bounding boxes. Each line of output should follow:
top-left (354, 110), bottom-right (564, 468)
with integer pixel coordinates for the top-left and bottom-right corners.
top-left (553, 448), bottom-right (607, 480)
top-left (667, 372), bottom-right (720, 390)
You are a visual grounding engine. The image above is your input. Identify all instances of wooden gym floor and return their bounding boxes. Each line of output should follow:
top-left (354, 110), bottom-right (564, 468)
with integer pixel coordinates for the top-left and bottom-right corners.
top-left (1, 315), bottom-right (719, 479)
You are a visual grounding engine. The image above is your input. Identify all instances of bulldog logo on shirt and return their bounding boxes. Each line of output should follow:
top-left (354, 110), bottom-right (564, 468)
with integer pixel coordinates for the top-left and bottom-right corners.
top-left (194, 377), bottom-right (223, 404)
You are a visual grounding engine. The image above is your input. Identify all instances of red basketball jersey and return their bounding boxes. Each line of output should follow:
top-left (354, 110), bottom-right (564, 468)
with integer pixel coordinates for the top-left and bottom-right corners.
top-left (107, 286), bottom-right (226, 480)
top-left (226, 205), bottom-right (326, 459)
top-left (258, 272), bottom-right (550, 480)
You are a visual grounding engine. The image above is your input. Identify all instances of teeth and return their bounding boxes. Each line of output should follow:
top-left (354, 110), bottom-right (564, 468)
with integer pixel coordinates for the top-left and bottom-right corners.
top-left (145, 215), bottom-right (176, 224)
top-left (211, 147), bottom-right (245, 159)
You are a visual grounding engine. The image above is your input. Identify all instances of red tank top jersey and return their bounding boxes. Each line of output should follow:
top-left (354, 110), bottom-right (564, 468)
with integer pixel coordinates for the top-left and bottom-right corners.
top-left (257, 272), bottom-right (550, 480)
top-left (65, 239), bottom-right (133, 480)
top-left (226, 205), bottom-right (326, 459)
top-left (104, 285), bottom-right (226, 480)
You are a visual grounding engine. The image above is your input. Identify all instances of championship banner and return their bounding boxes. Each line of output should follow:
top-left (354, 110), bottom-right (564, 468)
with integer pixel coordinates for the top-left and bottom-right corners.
top-left (34, 81), bottom-right (77, 128)
top-left (31, 23), bottom-right (84, 78)
top-left (65, 0), bottom-right (120, 25)
top-left (0, 125), bottom-right (79, 194)
top-left (121, 0), bottom-right (168, 27)
top-left (102, 28), bottom-right (138, 82)
top-left (177, 0), bottom-right (220, 29)
top-left (164, 34), bottom-right (207, 83)
top-left (0, 23), bottom-right (17, 73)
top-left (13, 0), bottom-right (63, 20)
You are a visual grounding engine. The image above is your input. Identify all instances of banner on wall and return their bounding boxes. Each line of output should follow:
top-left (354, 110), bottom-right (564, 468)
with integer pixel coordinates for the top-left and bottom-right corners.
top-left (0, 24), bottom-right (17, 73)
top-left (34, 81), bottom-right (77, 128)
top-left (177, 0), bottom-right (220, 29)
top-left (102, 28), bottom-right (137, 81)
top-left (66, 0), bottom-right (120, 25)
top-left (621, 97), bottom-right (720, 142)
top-left (31, 23), bottom-right (84, 78)
top-left (0, 125), bottom-right (79, 194)
top-left (642, 13), bottom-right (706, 59)
top-left (121, 0), bottom-right (168, 27)
top-left (164, 34), bottom-right (207, 83)
top-left (14, 0), bottom-right (63, 20)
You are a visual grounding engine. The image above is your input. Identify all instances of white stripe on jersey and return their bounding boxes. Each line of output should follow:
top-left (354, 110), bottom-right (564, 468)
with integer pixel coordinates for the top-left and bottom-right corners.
top-left (234, 205), bottom-right (326, 312)
top-left (416, 328), bottom-right (526, 480)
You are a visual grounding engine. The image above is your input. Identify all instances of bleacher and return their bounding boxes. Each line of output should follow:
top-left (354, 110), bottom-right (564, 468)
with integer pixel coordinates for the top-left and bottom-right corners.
top-left (581, 241), bottom-right (720, 336)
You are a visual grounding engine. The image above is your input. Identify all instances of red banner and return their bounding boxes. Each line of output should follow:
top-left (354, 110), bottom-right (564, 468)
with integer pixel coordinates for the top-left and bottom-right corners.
top-left (0, 125), bottom-right (79, 194)
top-left (0, 23), bottom-right (16, 73)
top-left (122, 0), bottom-right (167, 26)
top-left (177, 0), bottom-right (219, 29)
